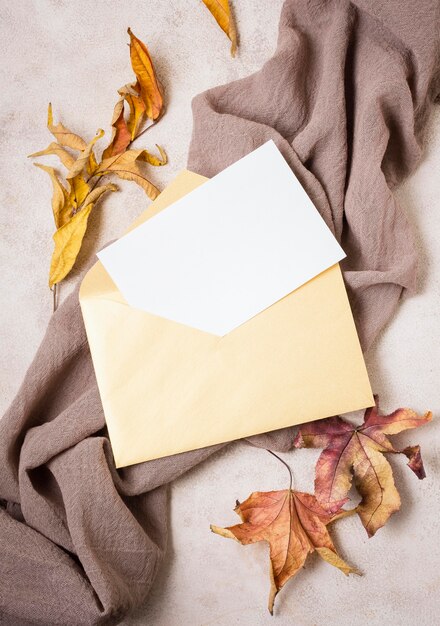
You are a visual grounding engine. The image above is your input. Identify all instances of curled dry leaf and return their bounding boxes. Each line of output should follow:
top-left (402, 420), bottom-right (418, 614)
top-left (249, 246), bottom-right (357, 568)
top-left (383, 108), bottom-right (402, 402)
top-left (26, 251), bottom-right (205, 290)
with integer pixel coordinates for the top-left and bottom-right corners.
top-left (48, 183), bottom-right (117, 288)
top-left (294, 400), bottom-right (432, 537)
top-left (202, 0), bottom-right (238, 57)
top-left (49, 203), bottom-right (94, 289)
top-left (127, 28), bottom-right (164, 121)
top-left (68, 175), bottom-right (90, 212)
top-left (102, 99), bottom-right (132, 160)
top-left (29, 143), bottom-right (75, 170)
top-left (96, 146), bottom-right (167, 200)
top-left (212, 490), bottom-right (358, 614)
top-left (34, 163), bottom-right (70, 228)
top-left (118, 82), bottom-right (147, 140)
top-left (137, 144), bottom-right (167, 166)
top-left (47, 103), bottom-right (87, 151)
top-left (66, 129), bottom-right (105, 179)
top-left (80, 183), bottom-right (118, 209)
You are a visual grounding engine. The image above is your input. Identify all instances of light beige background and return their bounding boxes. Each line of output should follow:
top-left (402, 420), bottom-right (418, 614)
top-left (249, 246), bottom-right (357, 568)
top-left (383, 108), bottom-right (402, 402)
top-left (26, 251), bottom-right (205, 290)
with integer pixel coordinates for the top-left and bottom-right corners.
top-left (1, 2), bottom-right (439, 625)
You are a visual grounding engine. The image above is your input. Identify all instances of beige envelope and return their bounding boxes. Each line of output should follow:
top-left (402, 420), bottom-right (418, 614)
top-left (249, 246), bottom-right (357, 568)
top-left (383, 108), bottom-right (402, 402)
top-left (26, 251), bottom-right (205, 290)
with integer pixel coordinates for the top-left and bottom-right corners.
top-left (80, 170), bottom-right (373, 468)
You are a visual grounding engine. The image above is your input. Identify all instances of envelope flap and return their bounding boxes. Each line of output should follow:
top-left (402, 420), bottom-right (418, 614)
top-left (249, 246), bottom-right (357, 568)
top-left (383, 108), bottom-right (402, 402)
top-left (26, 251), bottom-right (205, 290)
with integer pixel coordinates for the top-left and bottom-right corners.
top-left (79, 170), bottom-right (207, 306)
top-left (97, 142), bottom-right (346, 336)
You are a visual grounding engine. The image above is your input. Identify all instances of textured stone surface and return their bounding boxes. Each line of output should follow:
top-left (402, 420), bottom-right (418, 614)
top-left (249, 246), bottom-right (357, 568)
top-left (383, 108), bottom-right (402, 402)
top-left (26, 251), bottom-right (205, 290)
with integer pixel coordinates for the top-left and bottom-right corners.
top-left (0, 2), bottom-right (439, 624)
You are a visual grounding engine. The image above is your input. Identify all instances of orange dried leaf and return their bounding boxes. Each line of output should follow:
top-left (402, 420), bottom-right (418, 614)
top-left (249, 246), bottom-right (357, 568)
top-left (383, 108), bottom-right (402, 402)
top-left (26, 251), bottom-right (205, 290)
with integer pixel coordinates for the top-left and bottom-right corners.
top-left (212, 490), bottom-right (357, 614)
top-left (202, 0), bottom-right (238, 57)
top-left (102, 99), bottom-right (132, 159)
top-left (127, 28), bottom-right (163, 121)
top-left (294, 400), bottom-right (432, 537)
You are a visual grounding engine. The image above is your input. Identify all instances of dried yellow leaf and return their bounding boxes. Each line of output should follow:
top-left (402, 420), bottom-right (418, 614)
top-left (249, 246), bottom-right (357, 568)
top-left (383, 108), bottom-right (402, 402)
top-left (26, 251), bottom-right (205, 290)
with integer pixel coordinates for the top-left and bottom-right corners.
top-left (34, 163), bottom-right (71, 228)
top-left (114, 164), bottom-right (159, 199)
top-left (118, 82), bottom-right (147, 140)
top-left (202, 0), bottom-right (238, 57)
top-left (87, 151), bottom-right (100, 177)
top-left (49, 183), bottom-right (117, 288)
top-left (96, 146), bottom-right (166, 200)
top-left (47, 103), bottom-right (88, 151)
top-left (127, 28), bottom-right (163, 121)
top-left (68, 175), bottom-right (90, 211)
top-left (29, 142), bottom-right (75, 170)
top-left (137, 145), bottom-right (168, 166)
top-left (66, 129), bottom-right (104, 179)
top-left (49, 203), bottom-right (93, 288)
top-left (82, 182), bottom-right (118, 208)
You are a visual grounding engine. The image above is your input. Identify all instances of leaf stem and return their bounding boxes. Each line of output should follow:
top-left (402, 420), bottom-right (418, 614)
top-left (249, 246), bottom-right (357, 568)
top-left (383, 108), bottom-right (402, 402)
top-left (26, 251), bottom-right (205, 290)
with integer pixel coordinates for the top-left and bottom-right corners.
top-left (130, 114), bottom-right (163, 145)
top-left (266, 449), bottom-right (293, 491)
top-left (52, 283), bottom-right (58, 312)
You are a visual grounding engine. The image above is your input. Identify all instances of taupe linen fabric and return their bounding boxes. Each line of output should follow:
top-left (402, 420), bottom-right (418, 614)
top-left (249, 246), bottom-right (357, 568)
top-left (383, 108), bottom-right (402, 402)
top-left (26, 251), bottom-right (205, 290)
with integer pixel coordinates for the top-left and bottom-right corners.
top-left (1, 0), bottom-right (439, 623)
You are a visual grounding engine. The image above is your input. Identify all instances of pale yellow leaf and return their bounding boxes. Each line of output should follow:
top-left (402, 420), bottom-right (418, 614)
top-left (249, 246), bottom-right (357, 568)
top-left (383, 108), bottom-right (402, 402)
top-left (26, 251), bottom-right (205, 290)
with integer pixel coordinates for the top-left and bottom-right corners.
top-left (47, 103), bottom-right (88, 151)
top-left (34, 163), bottom-right (71, 228)
top-left (68, 175), bottom-right (90, 211)
top-left (49, 203), bottom-right (94, 288)
top-left (87, 150), bottom-right (100, 177)
top-left (101, 160), bottom-right (159, 200)
top-left (96, 146), bottom-right (166, 200)
top-left (29, 142), bottom-right (75, 170)
top-left (202, 0), bottom-right (238, 56)
top-left (48, 183), bottom-right (117, 287)
top-left (82, 183), bottom-right (118, 209)
top-left (66, 129), bottom-right (104, 179)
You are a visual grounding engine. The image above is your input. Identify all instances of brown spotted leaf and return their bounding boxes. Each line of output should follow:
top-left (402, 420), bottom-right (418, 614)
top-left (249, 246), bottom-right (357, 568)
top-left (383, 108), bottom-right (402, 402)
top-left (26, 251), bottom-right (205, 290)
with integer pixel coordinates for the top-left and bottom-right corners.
top-left (212, 490), bottom-right (358, 614)
top-left (294, 400), bottom-right (432, 537)
top-left (202, 0), bottom-right (238, 57)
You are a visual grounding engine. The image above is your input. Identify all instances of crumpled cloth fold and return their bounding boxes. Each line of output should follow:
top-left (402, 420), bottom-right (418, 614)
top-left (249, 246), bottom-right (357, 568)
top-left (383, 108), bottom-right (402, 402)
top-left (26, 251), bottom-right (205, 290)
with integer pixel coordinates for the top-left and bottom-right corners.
top-left (1, 1), bottom-right (438, 623)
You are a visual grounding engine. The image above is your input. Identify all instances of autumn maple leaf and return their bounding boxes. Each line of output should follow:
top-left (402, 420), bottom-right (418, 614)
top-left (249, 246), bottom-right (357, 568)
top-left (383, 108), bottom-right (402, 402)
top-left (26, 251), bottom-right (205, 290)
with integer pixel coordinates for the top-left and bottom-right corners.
top-left (211, 490), bottom-right (358, 614)
top-left (294, 401), bottom-right (432, 537)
